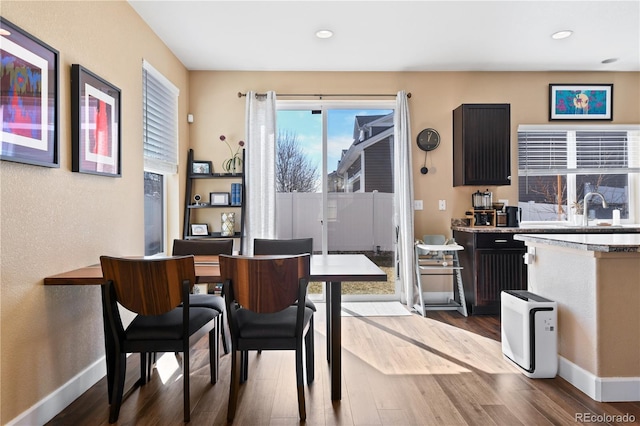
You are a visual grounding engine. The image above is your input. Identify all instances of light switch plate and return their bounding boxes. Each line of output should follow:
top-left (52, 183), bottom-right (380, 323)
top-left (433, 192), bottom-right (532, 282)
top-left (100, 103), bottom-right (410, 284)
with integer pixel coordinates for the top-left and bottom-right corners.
top-left (438, 200), bottom-right (446, 210)
top-left (414, 200), bottom-right (423, 210)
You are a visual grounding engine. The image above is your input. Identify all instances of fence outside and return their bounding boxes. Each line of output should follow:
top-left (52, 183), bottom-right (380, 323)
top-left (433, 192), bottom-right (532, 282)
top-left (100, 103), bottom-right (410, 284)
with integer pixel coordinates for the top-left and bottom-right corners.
top-left (275, 192), bottom-right (395, 252)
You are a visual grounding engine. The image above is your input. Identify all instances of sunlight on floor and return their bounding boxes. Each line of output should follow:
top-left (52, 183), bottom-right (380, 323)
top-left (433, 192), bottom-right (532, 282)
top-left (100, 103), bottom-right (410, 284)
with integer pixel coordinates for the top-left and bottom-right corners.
top-left (339, 315), bottom-right (519, 377)
top-left (155, 352), bottom-right (180, 384)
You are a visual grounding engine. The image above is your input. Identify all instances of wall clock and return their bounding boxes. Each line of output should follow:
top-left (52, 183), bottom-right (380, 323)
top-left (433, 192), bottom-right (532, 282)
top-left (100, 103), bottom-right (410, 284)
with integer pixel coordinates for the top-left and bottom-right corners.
top-left (417, 128), bottom-right (440, 151)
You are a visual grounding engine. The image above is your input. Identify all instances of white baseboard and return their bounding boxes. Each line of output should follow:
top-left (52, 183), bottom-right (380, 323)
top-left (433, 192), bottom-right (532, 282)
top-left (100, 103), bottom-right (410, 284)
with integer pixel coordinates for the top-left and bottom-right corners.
top-left (558, 356), bottom-right (640, 402)
top-left (7, 357), bottom-right (106, 426)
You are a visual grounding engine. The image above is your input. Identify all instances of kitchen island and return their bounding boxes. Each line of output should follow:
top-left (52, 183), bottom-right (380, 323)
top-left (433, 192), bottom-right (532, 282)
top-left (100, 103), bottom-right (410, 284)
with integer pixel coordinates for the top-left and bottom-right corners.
top-left (513, 233), bottom-right (640, 402)
top-left (451, 224), bottom-right (640, 314)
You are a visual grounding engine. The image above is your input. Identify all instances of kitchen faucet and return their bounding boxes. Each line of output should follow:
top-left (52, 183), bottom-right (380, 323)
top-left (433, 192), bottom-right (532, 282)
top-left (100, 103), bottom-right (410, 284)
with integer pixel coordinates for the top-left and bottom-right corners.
top-left (582, 192), bottom-right (608, 226)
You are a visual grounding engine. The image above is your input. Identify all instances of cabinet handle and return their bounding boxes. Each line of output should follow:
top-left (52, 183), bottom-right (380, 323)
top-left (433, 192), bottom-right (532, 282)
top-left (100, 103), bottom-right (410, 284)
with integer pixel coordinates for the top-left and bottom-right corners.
top-left (494, 239), bottom-right (508, 243)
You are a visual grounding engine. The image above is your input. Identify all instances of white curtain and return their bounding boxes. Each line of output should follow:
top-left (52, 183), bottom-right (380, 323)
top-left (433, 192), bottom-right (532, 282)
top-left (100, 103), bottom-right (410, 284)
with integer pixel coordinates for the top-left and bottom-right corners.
top-left (244, 91), bottom-right (277, 254)
top-left (394, 91), bottom-right (416, 306)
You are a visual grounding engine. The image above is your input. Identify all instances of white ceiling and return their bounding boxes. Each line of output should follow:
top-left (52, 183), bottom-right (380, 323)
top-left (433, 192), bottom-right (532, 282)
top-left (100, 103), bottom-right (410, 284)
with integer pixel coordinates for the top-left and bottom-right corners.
top-left (128, 0), bottom-right (640, 72)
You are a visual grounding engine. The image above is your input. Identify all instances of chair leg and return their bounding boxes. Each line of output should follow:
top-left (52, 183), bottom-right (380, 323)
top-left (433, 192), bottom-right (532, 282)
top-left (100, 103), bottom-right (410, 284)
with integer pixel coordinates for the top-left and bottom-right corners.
top-left (305, 324), bottom-right (315, 384)
top-left (108, 352), bottom-right (127, 423)
top-left (240, 351), bottom-right (248, 383)
top-left (227, 349), bottom-right (242, 422)
top-left (209, 324), bottom-right (219, 384)
top-left (140, 353), bottom-right (147, 385)
top-left (220, 316), bottom-right (230, 354)
top-left (295, 342), bottom-right (306, 421)
top-left (183, 347), bottom-right (190, 423)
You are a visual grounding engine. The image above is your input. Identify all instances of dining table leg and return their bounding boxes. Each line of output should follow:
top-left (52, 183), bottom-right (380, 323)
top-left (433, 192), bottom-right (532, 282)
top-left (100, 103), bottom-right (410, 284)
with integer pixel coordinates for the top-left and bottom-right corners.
top-left (100, 286), bottom-right (115, 404)
top-left (329, 280), bottom-right (341, 400)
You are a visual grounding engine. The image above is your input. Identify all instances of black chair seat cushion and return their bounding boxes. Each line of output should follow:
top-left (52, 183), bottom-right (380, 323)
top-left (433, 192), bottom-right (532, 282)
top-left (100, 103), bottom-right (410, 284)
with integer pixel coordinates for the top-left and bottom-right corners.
top-left (188, 294), bottom-right (225, 313)
top-left (237, 306), bottom-right (313, 339)
top-left (305, 299), bottom-right (316, 311)
top-left (126, 307), bottom-right (217, 340)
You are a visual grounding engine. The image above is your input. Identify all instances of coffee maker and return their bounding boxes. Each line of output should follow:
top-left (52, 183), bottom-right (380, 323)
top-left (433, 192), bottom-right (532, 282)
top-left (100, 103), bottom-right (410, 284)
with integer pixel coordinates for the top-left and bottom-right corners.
top-left (505, 206), bottom-right (521, 227)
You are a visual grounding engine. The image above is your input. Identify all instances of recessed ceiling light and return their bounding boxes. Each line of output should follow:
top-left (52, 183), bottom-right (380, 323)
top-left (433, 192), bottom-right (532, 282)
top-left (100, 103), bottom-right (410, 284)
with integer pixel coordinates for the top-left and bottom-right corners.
top-left (0, 29), bottom-right (11, 36)
top-left (551, 30), bottom-right (573, 40)
top-left (601, 58), bottom-right (619, 64)
top-left (315, 29), bottom-right (333, 39)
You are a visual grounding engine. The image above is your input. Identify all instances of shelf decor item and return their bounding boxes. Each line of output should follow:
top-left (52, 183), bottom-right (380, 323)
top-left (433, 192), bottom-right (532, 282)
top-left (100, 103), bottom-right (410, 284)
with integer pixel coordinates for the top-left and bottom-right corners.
top-left (219, 135), bottom-right (245, 174)
top-left (221, 212), bottom-right (235, 237)
top-left (210, 192), bottom-right (229, 206)
top-left (0, 18), bottom-right (60, 168)
top-left (71, 64), bottom-right (121, 177)
top-left (549, 84), bottom-right (613, 121)
top-left (190, 223), bottom-right (209, 236)
top-left (191, 160), bottom-right (212, 175)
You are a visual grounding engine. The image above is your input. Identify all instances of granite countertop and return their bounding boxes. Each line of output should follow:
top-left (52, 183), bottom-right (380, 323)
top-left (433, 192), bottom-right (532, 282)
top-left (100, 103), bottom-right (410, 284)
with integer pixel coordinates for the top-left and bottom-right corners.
top-left (513, 233), bottom-right (640, 253)
top-left (451, 220), bottom-right (640, 234)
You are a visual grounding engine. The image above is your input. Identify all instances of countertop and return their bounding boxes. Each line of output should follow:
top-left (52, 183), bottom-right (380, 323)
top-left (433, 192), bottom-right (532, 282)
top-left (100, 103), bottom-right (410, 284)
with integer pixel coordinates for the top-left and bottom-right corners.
top-left (513, 233), bottom-right (640, 253)
top-left (451, 223), bottom-right (640, 234)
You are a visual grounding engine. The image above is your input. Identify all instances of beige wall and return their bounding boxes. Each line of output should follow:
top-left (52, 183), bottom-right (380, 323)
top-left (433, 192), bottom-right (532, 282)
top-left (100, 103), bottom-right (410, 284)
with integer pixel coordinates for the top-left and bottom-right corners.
top-left (189, 71), bottom-right (640, 238)
top-left (0, 1), bottom-right (189, 423)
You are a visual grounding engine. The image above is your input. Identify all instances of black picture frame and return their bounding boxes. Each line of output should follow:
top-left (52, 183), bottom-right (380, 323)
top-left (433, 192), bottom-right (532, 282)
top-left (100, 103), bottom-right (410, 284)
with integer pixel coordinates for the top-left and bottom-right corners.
top-left (0, 17), bottom-right (60, 168)
top-left (191, 161), bottom-right (212, 175)
top-left (549, 84), bottom-right (613, 121)
top-left (210, 192), bottom-right (230, 206)
top-left (71, 64), bottom-right (121, 177)
top-left (190, 223), bottom-right (209, 236)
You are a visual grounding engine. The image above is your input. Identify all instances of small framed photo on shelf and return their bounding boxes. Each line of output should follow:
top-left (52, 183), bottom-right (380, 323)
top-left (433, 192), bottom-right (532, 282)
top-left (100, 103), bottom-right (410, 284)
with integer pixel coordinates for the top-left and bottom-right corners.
top-left (210, 192), bottom-right (230, 206)
top-left (190, 223), bottom-right (209, 236)
top-left (191, 161), bottom-right (212, 175)
top-left (549, 84), bottom-right (613, 121)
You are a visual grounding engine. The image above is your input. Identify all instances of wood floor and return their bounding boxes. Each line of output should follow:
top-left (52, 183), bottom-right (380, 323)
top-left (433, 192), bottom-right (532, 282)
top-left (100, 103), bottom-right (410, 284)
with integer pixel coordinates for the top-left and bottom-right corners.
top-left (47, 308), bottom-right (639, 425)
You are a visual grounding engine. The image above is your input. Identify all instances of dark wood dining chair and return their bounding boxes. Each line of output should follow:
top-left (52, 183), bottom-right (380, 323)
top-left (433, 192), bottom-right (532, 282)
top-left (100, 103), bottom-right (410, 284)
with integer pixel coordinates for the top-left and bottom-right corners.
top-left (100, 255), bottom-right (219, 423)
top-left (172, 238), bottom-right (233, 354)
top-left (253, 238), bottom-right (316, 373)
top-left (219, 254), bottom-right (314, 421)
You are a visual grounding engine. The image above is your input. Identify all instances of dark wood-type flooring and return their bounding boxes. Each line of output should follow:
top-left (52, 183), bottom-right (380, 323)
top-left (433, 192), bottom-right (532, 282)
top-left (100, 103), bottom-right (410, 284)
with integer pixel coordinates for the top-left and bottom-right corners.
top-left (47, 307), bottom-right (639, 425)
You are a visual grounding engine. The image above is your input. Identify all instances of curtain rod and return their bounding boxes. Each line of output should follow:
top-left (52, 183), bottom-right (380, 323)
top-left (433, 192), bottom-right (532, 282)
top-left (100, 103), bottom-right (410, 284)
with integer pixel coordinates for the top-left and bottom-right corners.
top-left (237, 91), bottom-right (411, 99)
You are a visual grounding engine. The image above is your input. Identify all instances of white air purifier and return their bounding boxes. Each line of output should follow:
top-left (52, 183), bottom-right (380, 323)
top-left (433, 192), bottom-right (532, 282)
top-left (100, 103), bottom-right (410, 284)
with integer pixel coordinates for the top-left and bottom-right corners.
top-left (501, 290), bottom-right (558, 378)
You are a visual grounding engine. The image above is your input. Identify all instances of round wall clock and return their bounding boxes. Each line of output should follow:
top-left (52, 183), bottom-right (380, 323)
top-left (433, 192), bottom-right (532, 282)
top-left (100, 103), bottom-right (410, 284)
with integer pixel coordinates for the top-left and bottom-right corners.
top-left (417, 128), bottom-right (441, 151)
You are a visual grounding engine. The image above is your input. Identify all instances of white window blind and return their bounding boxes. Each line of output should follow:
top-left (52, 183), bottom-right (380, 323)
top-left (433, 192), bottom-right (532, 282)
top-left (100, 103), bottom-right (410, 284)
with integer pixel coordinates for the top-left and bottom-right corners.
top-left (518, 125), bottom-right (640, 176)
top-left (143, 60), bottom-right (179, 173)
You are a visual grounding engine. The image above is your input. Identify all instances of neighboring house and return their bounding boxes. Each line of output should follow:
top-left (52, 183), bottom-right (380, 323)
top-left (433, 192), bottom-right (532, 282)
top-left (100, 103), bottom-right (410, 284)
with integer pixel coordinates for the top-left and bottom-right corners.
top-left (335, 113), bottom-right (394, 193)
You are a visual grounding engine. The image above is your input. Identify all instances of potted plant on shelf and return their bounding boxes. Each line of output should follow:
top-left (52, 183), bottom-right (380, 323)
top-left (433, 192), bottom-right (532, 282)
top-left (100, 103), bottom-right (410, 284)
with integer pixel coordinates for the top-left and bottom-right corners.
top-left (220, 135), bottom-right (244, 174)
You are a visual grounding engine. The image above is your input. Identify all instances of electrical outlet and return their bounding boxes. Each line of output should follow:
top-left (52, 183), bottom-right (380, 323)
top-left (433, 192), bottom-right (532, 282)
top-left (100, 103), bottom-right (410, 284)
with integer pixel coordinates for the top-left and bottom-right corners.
top-left (438, 200), bottom-right (446, 211)
top-left (414, 200), bottom-right (423, 210)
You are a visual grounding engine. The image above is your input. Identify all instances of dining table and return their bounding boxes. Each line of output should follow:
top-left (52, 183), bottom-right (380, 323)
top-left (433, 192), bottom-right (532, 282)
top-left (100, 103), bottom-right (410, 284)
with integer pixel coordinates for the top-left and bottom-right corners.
top-left (44, 253), bottom-right (387, 401)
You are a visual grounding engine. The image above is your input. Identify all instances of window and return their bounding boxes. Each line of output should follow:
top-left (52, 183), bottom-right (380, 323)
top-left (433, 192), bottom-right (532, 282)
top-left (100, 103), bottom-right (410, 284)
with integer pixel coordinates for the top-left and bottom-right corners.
top-left (143, 60), bottom-right (178, 255)
top-left (518, 125), bottom-right (640, 223)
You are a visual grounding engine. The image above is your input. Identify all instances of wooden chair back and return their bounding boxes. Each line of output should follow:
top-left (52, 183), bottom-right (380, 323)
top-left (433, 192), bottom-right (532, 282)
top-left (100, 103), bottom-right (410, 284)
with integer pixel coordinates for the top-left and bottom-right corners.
top-left (100, 256), bottom-right (196, 315)
top-left (253, 238), bottom-right (312, 256)
top-left (173, 239), bottom-right (233, 256)
top-left (219, 254), bottom-right (310, 313)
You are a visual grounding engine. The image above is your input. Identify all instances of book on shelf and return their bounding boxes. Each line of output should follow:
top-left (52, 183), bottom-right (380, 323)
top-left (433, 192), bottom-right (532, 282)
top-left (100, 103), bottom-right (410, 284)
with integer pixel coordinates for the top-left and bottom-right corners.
top-left (230, 183), bottom-right (242, 206)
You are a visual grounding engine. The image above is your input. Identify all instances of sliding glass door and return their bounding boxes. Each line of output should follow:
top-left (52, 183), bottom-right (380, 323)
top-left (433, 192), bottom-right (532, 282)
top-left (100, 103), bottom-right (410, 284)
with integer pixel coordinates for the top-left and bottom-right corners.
top-left (276, 101), bottom-right (397, 301)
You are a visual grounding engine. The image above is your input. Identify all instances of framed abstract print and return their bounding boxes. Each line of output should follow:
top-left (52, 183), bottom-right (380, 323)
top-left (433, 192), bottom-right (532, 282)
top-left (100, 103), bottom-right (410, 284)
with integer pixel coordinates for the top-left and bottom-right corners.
top-left (1, 17), bottom-right (60, 167)
top-left (71, 64), bottom-right (121, 177)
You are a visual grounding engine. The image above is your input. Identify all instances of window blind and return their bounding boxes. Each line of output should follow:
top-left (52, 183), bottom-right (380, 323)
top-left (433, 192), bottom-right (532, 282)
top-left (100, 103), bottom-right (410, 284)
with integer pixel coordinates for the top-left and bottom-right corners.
top-left (518, 126), bottom-right (640, 176)
top-left (143, 60), bottom-right (179, 173)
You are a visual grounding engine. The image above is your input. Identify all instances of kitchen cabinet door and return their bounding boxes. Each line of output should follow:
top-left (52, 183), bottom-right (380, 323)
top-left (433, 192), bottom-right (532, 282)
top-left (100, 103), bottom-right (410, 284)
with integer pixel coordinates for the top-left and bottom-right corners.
top-left (453, 104), bottom-right (511, 186)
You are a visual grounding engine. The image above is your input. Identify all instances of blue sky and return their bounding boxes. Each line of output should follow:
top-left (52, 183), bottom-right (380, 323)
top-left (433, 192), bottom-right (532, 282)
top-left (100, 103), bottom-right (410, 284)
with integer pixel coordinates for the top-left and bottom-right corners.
top-left (277, 109), bottom-right (393, 176)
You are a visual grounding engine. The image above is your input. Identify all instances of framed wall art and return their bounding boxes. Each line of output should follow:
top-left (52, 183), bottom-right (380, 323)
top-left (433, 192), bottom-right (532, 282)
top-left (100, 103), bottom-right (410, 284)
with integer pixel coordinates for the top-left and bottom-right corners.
top-left (549, 84), bottom-right (613, 121)
top-left (0, 17), bottom-right (60, 167)
top-left (71, 64), bottom-right (121, 177)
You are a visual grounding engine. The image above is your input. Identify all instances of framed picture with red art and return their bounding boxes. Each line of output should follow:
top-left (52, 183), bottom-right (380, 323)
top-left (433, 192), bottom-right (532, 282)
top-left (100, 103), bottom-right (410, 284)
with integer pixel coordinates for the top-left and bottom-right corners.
top-left (71, 64), bottom-right (121, 177)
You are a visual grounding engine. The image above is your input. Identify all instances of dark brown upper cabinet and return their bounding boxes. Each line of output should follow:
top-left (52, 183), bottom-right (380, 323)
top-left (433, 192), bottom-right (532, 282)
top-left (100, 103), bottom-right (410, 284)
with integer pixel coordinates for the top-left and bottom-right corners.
top-left (453, 104), bottom-right (511, 186)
